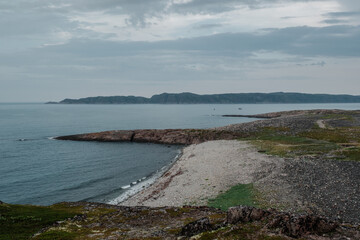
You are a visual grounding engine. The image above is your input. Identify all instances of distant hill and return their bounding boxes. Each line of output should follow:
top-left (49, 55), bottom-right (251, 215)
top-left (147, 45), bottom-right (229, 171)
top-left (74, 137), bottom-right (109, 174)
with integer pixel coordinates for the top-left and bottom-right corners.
top-left (58, 96), bottom-right (149, 104)
top-left (48, 92), bottom-right (360, 104)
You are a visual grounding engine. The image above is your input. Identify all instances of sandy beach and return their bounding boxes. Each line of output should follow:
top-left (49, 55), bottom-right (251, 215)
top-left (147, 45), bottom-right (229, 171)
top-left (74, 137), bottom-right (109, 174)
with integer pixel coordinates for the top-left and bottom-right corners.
top-left (120, 140), bottom-right (286, 207)
top-left (120, 138), bottom-right (360, 223)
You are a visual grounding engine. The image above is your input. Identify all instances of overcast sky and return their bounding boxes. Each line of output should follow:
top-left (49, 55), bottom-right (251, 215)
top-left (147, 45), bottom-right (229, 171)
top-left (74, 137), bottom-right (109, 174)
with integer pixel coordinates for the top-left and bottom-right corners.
top-left (1, 0), bottom-right (360, 102)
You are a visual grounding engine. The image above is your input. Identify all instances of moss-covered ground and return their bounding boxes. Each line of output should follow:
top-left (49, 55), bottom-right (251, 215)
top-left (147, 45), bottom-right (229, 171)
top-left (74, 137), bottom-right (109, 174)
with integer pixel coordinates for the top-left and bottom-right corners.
top-left (197, 223), bottom-right (289, 240)
top-left (207, 184), bottom-right (258, 211)
top-left (0, 203), bottom-right (82, 240)
top-left (245, 126), bottom-right (360, 161)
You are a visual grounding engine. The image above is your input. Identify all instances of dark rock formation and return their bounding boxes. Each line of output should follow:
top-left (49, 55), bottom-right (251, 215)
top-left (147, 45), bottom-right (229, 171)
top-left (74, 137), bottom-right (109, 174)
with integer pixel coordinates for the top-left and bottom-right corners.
top-left (180, 217), bottom-right (213, 237)
top-left (56, 129), bottom-right (240, 145)
top-left (222, 114), bottom-right (273, 118)
top-left (227, 206), bottom-right (271, 224)
top-left (56, 110), bottom-right (360, 145)
top-left (268, 213), bottom-right (338, 238)
top-left (227, 206), bottom-right (338, 238)
top-left (3, 201), bottom-right (359, 239)
top-left (56, 130), bottom-right (134, 142)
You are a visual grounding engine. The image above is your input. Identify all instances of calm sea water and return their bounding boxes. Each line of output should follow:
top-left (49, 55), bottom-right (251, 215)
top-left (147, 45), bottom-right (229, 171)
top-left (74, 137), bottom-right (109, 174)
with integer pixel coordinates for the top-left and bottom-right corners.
top-left (1, 103), bottom-right (359, 205)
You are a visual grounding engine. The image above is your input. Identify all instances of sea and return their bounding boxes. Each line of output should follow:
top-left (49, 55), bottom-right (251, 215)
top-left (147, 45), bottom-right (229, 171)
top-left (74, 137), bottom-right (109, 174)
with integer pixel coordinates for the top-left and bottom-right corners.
top-left (1, 103), bottom-right (359, 206)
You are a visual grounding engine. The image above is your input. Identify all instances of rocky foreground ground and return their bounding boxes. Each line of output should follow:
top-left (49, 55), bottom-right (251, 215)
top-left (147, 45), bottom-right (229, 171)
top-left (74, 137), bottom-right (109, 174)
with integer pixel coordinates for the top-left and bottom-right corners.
top-left (2, 109), bottom-right (360, 239)
top-left (1, 201), bottom-right (359, 239)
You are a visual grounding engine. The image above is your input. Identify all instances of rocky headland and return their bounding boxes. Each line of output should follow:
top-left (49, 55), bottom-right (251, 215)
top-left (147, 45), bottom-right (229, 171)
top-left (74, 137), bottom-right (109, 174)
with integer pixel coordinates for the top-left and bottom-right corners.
top-left (56, 109), bottom-right (360, 145)
top-left (2, 109), bottom-right (360, 239)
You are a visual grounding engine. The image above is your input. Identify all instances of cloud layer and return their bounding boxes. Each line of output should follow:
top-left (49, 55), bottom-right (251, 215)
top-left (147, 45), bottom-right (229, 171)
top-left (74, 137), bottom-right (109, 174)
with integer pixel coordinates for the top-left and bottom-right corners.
top-left (1, 0), bottom-right (359, 101)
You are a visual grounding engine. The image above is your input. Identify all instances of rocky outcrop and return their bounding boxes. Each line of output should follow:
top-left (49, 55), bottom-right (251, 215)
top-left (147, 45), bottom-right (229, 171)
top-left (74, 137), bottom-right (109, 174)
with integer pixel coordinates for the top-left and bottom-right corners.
top-left (56, 129), bottom-right (240, 145)
top-left (226, 206), bottom-right (339, 238)
top-left (180, 217), bottom-right (214, 237)
top-left (25, 202), bottom-right (358, 239)
top-left (217, 109), bottom-right (360, 133)
top-left (227, 206), bottom-right (271, 223)
top-left (56, 110), bottom-right (360, 145)
top-left (56, 130), bottom-right (135, 142)
top-left (225, 109), bottom-right (360, 119)
top-left (222, 114), bottom-right (273, 118)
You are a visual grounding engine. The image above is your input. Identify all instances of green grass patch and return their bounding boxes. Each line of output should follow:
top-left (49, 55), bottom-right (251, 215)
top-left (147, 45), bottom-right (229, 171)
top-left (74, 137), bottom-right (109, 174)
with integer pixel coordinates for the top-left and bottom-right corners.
top-left (321, 114), bottom-right (354, 121)
top-left (334, 147), bottom-right (360, 161)
top-left (207, 184), bottom-right (258, 211)
top-left (245, 127), bottom-right (291, 140)
top-left (300, 127), bottom-right (360, 144)
top-left (251, 138), bottom-right (339, 158)
top-left (198, 223), bottom-right (289, 240)
top-left (0, 203), bottom-right (81, 240)
top-left (247, 125), bottom-right (360, 161)
top-left (32, 230), bottom-right (76, 240)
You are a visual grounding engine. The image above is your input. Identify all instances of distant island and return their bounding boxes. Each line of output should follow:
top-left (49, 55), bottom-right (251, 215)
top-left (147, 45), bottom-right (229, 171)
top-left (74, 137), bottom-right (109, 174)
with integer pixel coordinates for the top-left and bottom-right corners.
top-left (47, 92), bottom-right (360, 104)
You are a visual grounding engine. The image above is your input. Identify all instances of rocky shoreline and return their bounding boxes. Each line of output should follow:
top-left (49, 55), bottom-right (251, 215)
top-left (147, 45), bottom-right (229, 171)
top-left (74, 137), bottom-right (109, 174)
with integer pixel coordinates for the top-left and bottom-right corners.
top-left (55, 129), bottom-right (240, 145)
top-left (56, 109), bottom-right (360, 145)
top-left (54, 109), bottom-right (360, 224)
top-left (5, 109), bottom-right (358, 239)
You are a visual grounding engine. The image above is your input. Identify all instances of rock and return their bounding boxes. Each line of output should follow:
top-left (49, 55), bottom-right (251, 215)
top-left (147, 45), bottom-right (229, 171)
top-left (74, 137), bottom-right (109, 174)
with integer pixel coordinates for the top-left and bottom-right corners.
top-left (180, 217), bottom-right (213, 237)
top-left (250, 207), bottom-right (271, 221)
top-left (0, 200), bottom-right (4, 204)
top-left (56, 129), bottom-right (240, 145)
top-left (227, 206), bottom-right (270, 224)
top-left (72, 214), bottom-right (87, 222)
top-left (268, 213), bottom-right (338, 238)
top-left (227, 206), bottom-right (338, 238)
top-left (56, 130), bottom-right (134, 142)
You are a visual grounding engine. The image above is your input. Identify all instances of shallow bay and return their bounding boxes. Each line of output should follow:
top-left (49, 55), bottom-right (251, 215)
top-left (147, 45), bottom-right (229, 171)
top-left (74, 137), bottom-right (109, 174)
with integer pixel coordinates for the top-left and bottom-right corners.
top-left (0, 103), bottom-right (359, 205)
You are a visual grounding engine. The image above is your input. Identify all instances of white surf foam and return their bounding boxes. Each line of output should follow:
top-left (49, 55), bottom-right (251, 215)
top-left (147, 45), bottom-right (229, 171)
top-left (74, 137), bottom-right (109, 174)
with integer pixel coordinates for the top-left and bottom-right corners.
top-left (108, 149), bottom-right (182, 205)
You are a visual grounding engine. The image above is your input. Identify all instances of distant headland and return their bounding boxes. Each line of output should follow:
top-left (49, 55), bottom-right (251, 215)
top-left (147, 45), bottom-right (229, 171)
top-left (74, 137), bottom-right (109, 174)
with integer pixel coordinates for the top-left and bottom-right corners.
top-left (47, 92), bottom-right (360, 104)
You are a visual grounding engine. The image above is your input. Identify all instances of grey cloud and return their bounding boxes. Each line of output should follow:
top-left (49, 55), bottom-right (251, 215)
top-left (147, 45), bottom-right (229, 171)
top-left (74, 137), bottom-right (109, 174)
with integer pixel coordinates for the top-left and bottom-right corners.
top-left (337, 1), bottom-right (360, 11)
top-left (1, 0), bottom-right (333, 28)
top-left (193, 23), bottom-right (224, 29)
top-left (327, 11), bottom-right (360, 17)
top-left (39, 25), bottom-right (360, 58)
top-left (0, 10), bottom-right (76, 37)
top-left (297, 61), bottom-right (326, 67)
top-left (281, 16), bottom-right (298, 19)
top-left (168, 0), bottom-right (330, 13)
top-left (312, 61), bottom-right (326, 66)
top-left (322, 19), bottom-right (348, 24)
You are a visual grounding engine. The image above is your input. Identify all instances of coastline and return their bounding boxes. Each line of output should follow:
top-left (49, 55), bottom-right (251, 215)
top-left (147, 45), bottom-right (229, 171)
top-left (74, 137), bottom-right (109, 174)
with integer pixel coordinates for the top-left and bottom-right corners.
top-left (56, 109), bottom-right (360, 223)
top-left (119, 139), bottom-right (360, 224)
top-left (108, 149), bottom-right (183, 205)
top-left (120, 140), bottom-right (287, 208)
top-left (4, 109), bottom-right (360, 239)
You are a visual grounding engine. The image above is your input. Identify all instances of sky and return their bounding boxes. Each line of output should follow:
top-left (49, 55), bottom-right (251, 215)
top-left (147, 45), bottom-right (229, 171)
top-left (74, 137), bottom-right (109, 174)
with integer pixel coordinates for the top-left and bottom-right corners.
top-left (1, 0), bottom-right (360, 102)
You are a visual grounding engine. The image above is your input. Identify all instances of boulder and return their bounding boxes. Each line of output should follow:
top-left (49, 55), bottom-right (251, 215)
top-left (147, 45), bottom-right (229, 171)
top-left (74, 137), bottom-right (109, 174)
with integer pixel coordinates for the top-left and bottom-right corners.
top-left (226, 206), bottom-right (338, 238)
top-left (268, 214), bottom-right (338, 238)
top-left (227, 206), bottom-right (270, 224)
top-left (180, 217), bottom-right (213, 237)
